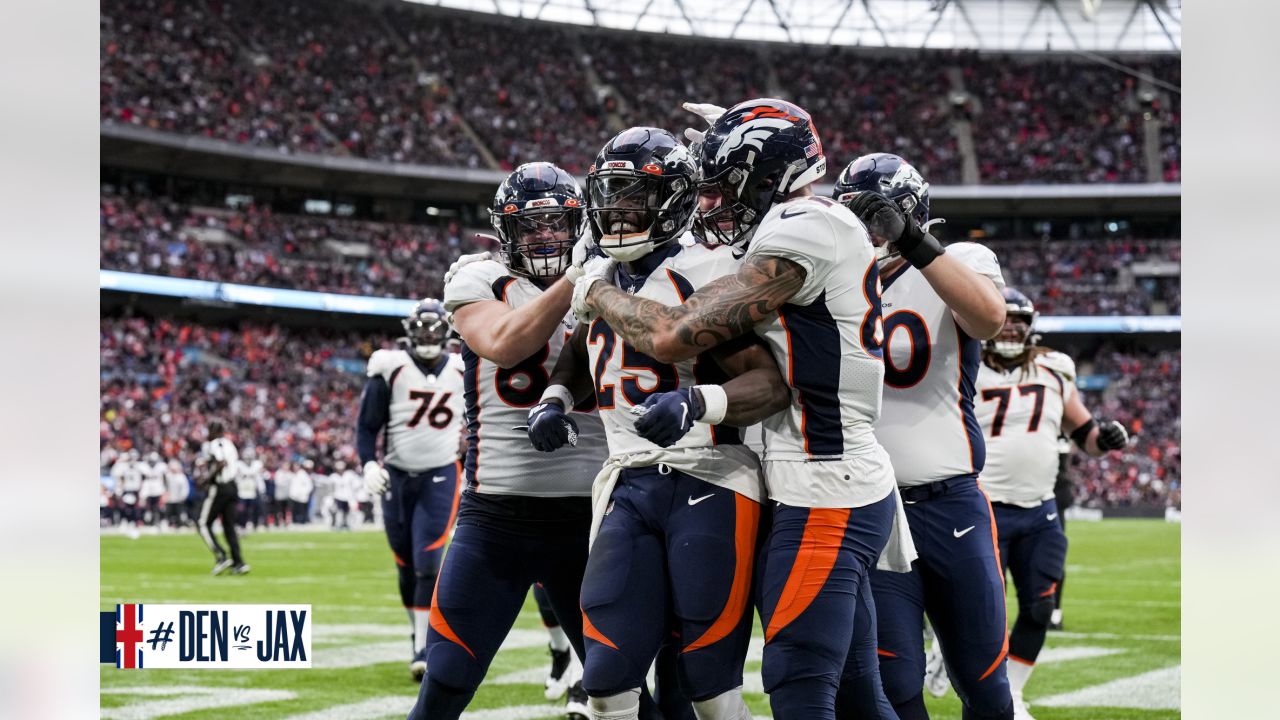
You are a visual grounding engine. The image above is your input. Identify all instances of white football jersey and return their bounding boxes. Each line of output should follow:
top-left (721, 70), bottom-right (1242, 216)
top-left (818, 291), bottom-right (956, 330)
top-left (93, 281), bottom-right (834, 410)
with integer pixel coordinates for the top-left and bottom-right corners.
top-left (331, 472), bottom-right (352, 502)
top-left (203, 437), bottom-right (240, 484)
top-left (344, 470), bottom-right (368, 503)
top-left (743, 196), bottom-right (896, 508)
top-left (977, 351), bottom-right (1078, 506)
top-left (288, 470), bottom-right (314, 503)
top-left (141, 462), bottom-right (167, 499)
top-left (585, 243), bottom-right (765, 502)
top-left (112, 460), bottom-right (144, 494)
top-left (367, 348), bottom-right (465, 473)
top-left (236, 459), bottom-right (263, 499)
top-left (444, 259), bottom-right (607, 497)
top-left (273, 470), bottom-right (291, 500)
top-left (876, 242), bottom-right (1006, 487)
top-left (165, 468), bottom-right (190, 503)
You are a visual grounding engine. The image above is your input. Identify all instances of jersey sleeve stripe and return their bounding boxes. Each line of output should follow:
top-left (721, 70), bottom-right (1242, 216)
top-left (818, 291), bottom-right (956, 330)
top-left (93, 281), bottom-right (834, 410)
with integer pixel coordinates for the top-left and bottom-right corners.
top-left (778, 297), bottom-right (845, 457)
top-left (665, 268), bottom-right (694, 302)
top-left (490, 276), bottom-right (517, 302)
top-left (956, 322), bottom-right (985, 474)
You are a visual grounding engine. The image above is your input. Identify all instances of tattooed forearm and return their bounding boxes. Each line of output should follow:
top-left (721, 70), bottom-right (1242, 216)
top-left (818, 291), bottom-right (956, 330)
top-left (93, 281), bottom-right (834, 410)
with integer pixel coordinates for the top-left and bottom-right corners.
top-left (584, 254), bottom-right (806, 363)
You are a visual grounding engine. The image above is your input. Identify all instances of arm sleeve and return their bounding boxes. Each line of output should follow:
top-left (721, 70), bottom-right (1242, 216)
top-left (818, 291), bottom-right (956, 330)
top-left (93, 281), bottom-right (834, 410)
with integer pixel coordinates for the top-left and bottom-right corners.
top-left (948, 242), bottom-right (1007, 291)
top-left (356, 376), bottom-right (391, 465)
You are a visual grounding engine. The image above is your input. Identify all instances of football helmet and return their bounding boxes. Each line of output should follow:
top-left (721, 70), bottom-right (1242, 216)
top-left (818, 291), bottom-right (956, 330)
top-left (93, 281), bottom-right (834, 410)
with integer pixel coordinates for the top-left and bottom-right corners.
top-left (693, 98), bottom-right (827, 247)
top-left (402, 299), bottom-right (449, 362)
top-left (833, 152), bottom-right (930, 225)
top-left (987, 287), bottom-right (1039, 359)
top-left (490, 162), bottom-right (585, 279)
top-left (586, 127), bottom-right (698, 261)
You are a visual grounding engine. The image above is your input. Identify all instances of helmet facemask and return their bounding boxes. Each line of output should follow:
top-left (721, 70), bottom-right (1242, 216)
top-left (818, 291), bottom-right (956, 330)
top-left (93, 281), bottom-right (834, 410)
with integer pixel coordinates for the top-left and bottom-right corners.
top-left (493, 207), bottom-right (581, 279)
top-left (403, 310), bottom-right (449, 362)
top-left (990, 311), bottom-right (1038, 359)
top-left (692, 165), bottom-right (776, 248)
top-left (588, 172), bottom-right (692, 261)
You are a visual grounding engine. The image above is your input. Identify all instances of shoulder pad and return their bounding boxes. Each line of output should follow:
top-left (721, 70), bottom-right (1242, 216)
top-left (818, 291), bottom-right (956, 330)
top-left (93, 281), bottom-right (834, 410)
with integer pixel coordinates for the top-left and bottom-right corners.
top-left (946, 242), bottom-right (1005, 290)
top-left (1036, 351), bottom-right (1077, 381)
top-left (367, 348), bottom-right (410, 379)
top-left (444, 259), bottom-right (514, 313)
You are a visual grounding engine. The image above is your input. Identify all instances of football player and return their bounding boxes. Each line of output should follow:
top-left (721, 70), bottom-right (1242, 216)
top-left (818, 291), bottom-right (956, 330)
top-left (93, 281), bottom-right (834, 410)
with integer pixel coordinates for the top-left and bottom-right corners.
top-left (574, 100), bottom-right (903, 720)
top-left (831, 152), bottom-right (1011, 720)
top-left (237, 447), bottom-right (264, 532)
top-left (976, 288), bottom-right (1129, 719)
top-left (140, 452), bottom-right (167, 527)
top-left (406, 162), bottom-right (604, 720)
top-left (111, 449), bottom-right (144, 539)
top-left (199, 421), bottom-right (249, 575)
top-left (164, 458), bottom-right (190, 529)
top-left (357, 298), bottom-right (465, 681)
top-left (530, 127), bottom-right (789, 720)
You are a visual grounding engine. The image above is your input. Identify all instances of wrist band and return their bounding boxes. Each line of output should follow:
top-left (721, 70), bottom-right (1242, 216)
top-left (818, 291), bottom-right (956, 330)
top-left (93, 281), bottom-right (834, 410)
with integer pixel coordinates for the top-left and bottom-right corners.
top-left (694, 385), bottom-right (728, 424)
top-left (539, 384), bottom-right (576, 410)
top-left (1069, 418), bottom-right (1096, 447)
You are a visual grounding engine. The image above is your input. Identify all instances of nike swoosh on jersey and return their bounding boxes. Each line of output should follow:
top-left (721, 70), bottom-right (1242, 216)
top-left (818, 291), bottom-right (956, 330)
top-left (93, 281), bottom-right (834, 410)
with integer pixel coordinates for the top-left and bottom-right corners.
top-left (780, 207), bottom-right (806, 220)
top-left (1046, 512), bottom-right (1059, 521)
top-left (953, 526), bottom-right (975, 538)
top-left (688, 493), bottom-right (715, 506)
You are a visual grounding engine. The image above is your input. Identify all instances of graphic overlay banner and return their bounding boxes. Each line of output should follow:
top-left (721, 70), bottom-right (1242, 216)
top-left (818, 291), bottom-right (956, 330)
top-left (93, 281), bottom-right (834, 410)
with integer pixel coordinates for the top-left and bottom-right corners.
top-left (100, 604), bottom-right (312, 669)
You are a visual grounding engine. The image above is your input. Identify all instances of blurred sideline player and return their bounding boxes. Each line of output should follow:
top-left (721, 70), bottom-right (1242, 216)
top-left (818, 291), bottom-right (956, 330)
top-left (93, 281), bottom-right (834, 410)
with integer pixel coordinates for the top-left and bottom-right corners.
top-left (237, 448), bottom-right (264, 532)
top-left (974, 287), bottom-right (1129, 719)
top-left (831, 152), bottom-right (1011, 720)
top-left (1049, 438), bottom-right (1072, 630)
top-left (357, 298), bottom-right (465, 681)
top-left (164, 458), bottom-right (190, 529)
top-left (407, 162), bottom-right (604, 720)
top-left (111, 449), bottom-right (143, 539)
top-left (141, 452), bottom-right (166, 527)
top-left (533, 127), bottom-right (790, 719)
top-left (199, 420), bottom-right (249, 576)
top-left (576, 100), bottom-right (903, 720)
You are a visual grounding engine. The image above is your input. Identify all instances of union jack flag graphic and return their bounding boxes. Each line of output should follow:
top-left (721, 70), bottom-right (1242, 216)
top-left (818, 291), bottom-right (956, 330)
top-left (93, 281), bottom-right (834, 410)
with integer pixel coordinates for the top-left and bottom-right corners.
top-left (115, 603), bottom-right (145, 669)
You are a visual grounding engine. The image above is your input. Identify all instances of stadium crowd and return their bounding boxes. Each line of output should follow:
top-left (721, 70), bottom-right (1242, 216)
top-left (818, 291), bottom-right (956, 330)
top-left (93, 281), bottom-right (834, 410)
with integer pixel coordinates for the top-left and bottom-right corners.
top-left (99, 315), bottom-right (1181, 527)
top-left (102, 189), bottom-right (1180, 314)
top-left (100, 0), bottom-right (1180, 184)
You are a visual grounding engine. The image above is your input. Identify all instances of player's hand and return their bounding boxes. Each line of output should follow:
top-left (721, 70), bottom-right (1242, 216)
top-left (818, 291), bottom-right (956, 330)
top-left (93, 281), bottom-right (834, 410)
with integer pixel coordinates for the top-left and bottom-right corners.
top-left (1095, 419), bottom-right (1129, 451)
top-left (362, 461), bottom-right (390, 495)
top-left (443, 247), bottom-right (494, 287)
top-left (631, 389), bottom-right (704, 448)
top-left (681, 101), bottom-right (727, 146)
top-left (527, 402), bottom-right (579, 452)
top-left (563, 236), bottom-right (599, 285)
top-left (570, 255), bottom-right (617, 322)
top-left (847, 192), bottom-right (943, 269)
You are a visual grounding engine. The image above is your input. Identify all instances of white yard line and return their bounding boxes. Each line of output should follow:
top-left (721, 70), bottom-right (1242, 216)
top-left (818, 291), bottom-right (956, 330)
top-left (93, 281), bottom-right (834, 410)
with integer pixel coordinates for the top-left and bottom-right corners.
top-left (1036, 665), bottom-right (1181, 710)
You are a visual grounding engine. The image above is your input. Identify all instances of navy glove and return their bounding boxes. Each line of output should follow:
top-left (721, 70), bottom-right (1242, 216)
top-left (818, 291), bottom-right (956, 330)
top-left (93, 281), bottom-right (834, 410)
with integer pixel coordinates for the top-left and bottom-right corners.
top-left (1095, 419), bottom-right (1129, 451)
top-left (632, 389), bottom-right (705, 448)
top-left (847, 192), bottom-right (944, 269)
top-left (527, 401), bottom-right (579, 453)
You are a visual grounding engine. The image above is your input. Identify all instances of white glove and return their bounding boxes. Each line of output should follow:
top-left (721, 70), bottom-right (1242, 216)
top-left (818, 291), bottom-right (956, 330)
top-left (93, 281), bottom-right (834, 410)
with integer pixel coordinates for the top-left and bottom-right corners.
top-left (563, 236), bottom-right (597, 285)
top-left (363, 461), bottom-right (390, 496)
top-left (682, 101), bottom-right (727, 145)
top-left (443, 246), bottom-right (495, 287)
top-left (570, 256), bottom-right (617, 323)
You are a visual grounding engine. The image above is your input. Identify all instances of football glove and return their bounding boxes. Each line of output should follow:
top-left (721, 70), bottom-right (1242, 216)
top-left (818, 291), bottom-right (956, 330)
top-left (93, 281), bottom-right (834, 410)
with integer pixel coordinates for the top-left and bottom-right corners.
top-left (363, 461), bottom-right (390, 496)
top-left (1095, 419), bottom-right (1129, 451)
top-left (681, 101), bottom-right (727, 146)
top-left (562, 236), bottom-right (599, 285)
top-left (632, 389), bottom-right (704, 448)
top-left (527, 402), bottom-right (580, 452)
top-left (847, 192), bottom-right (945, 269)
top-left (443, 247), bottom-right (494, 287)
top-left (570, 255), bottom-right (617, 322)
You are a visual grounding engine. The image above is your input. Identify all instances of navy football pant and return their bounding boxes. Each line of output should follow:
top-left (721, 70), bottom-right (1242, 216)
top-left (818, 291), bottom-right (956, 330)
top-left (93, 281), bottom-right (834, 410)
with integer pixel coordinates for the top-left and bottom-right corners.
top-left (870, 477), bottom-right (1012, 720)
top-left (383, 463), bottom-right (461, 611)
top-left (834, 571), bottom-right (897, 720)
top-left (581, 466), bottom-right (761, 703)
top-left (992, 499), bottom-right (1067, 667)
top-left (757, 492), bottom-right (895, 720)
top-left (409, 495), bottom-right (590, 719)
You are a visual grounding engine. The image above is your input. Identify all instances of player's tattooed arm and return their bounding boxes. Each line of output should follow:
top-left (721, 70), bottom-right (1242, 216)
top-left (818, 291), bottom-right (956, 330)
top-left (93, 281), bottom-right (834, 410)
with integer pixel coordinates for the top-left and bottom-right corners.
top-left (546, 323), bottom-right (596, 406)
top-left (708, 335), bottom-right (792, 426)
top-left (583, 254), bottom-right (806, 363)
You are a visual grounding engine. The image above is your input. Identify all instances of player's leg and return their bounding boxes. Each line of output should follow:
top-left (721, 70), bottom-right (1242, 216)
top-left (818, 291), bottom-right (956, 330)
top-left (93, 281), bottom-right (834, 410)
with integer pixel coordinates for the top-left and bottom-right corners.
top-left (758, 492), bottom-right (895, 720)
top-left (1005, 501), bottom-right (1067, 714)
top-left (410, 462), bottom-right (462, 677)
top-left (381, 468), bottom-right (420, 673)
top-left (577, 475), bottom-right (670, 719)
top-left (197, 487), bottom-right (228, 567)
top-left (666, 477), bottom-right (761, 718)
top-left (218, 488), bottom-right (246, 571)
top-left (835, 572), bottom-right (898, 719)
top-left (528, 506), bottom-right (594, 718)
top-left (533, 583), bottom-right (575, 700)
top-left (867, 561), bottom-right (928, 720)
top-left (409, 520), bottom-right (536, 720)
top-left (921, 480), bottom-right (1013, 720)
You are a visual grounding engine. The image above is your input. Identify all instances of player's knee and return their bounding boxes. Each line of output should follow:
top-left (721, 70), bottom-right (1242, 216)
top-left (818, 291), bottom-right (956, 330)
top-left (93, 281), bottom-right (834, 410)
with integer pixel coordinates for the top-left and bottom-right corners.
top-left (582, 646), bottom-right (645, 698)
top-left (691, 687), bottom-right (753, 720)
top-left (878, 657), bottom-right (926, 706)
top-left (423, 641), bottom-right (484, 692)
top-left (1024, 595), bottom-right (1055, 627)
top-left (962, 687), bottom-right (1014, 720)
top-left (587, 688), bottom-right (641, 720)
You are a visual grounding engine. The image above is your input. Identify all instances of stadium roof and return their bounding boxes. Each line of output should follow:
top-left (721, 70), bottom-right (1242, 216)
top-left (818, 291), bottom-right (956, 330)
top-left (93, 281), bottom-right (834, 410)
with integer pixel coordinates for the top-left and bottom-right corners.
top-left (406, 0), bottom-right (1181, 52)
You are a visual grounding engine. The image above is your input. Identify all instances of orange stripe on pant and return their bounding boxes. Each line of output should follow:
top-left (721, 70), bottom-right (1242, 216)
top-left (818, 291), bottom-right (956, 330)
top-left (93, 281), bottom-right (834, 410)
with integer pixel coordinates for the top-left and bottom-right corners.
top-left (976, 483), bottom-right (1010, 681)
top-left (424, 461), bottom-right (464, 552)
top-left (764, 507), bottom-right (851, 643)
top-left (429, 558), bottom-right (476, 658)
top-left (684, 494), bottom-right (761, 653)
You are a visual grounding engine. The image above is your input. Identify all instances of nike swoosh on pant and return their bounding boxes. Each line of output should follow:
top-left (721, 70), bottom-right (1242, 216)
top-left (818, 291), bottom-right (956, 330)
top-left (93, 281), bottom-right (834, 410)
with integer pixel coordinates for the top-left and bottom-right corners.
top-left (688, 494), bottom-right (714, 506)
top-left (953, 526), bottom-right (975, 538)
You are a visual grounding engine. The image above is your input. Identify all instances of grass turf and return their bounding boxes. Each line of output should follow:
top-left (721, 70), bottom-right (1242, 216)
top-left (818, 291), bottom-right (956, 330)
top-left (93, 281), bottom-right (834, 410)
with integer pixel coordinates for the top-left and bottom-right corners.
top-left (101, 519), bottom-right (1180, 719)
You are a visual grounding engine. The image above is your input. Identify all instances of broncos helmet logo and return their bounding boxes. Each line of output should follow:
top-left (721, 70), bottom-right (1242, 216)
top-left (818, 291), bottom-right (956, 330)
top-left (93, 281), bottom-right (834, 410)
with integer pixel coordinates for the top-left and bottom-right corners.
top-left (714, 116), bottom-right (796, 164)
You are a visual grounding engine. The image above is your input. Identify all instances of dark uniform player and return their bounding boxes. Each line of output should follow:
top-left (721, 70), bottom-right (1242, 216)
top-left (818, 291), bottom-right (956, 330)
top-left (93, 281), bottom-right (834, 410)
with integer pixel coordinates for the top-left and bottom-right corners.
top-left (406, 163), bottom-right (605, 720)
top-left (1049, 439), bottom-right (1072, 630)
top-left (198, 421), bottom-right (249, 576)
top-left (576, 101), bottom-right (902, 720)
top-left (358, 299), bottom-right (465, 682)
top-left (976, 288), bottom-right (1129, 718)
top-left (831, 153), bottom-right (1011, 720)
top-left (532, 127), bottom-right (790, 719)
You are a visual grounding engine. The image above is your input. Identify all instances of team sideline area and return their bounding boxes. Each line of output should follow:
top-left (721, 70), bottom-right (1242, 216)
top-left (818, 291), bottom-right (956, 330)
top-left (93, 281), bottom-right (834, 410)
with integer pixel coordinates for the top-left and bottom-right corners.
top-left (101, 520), bottom-right (1180, 720)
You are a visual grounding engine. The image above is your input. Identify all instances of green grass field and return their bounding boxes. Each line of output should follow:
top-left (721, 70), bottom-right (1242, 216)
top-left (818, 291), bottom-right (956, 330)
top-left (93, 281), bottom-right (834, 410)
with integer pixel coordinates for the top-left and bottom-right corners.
top-left (101, 519), bottom-right (1180, 719)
